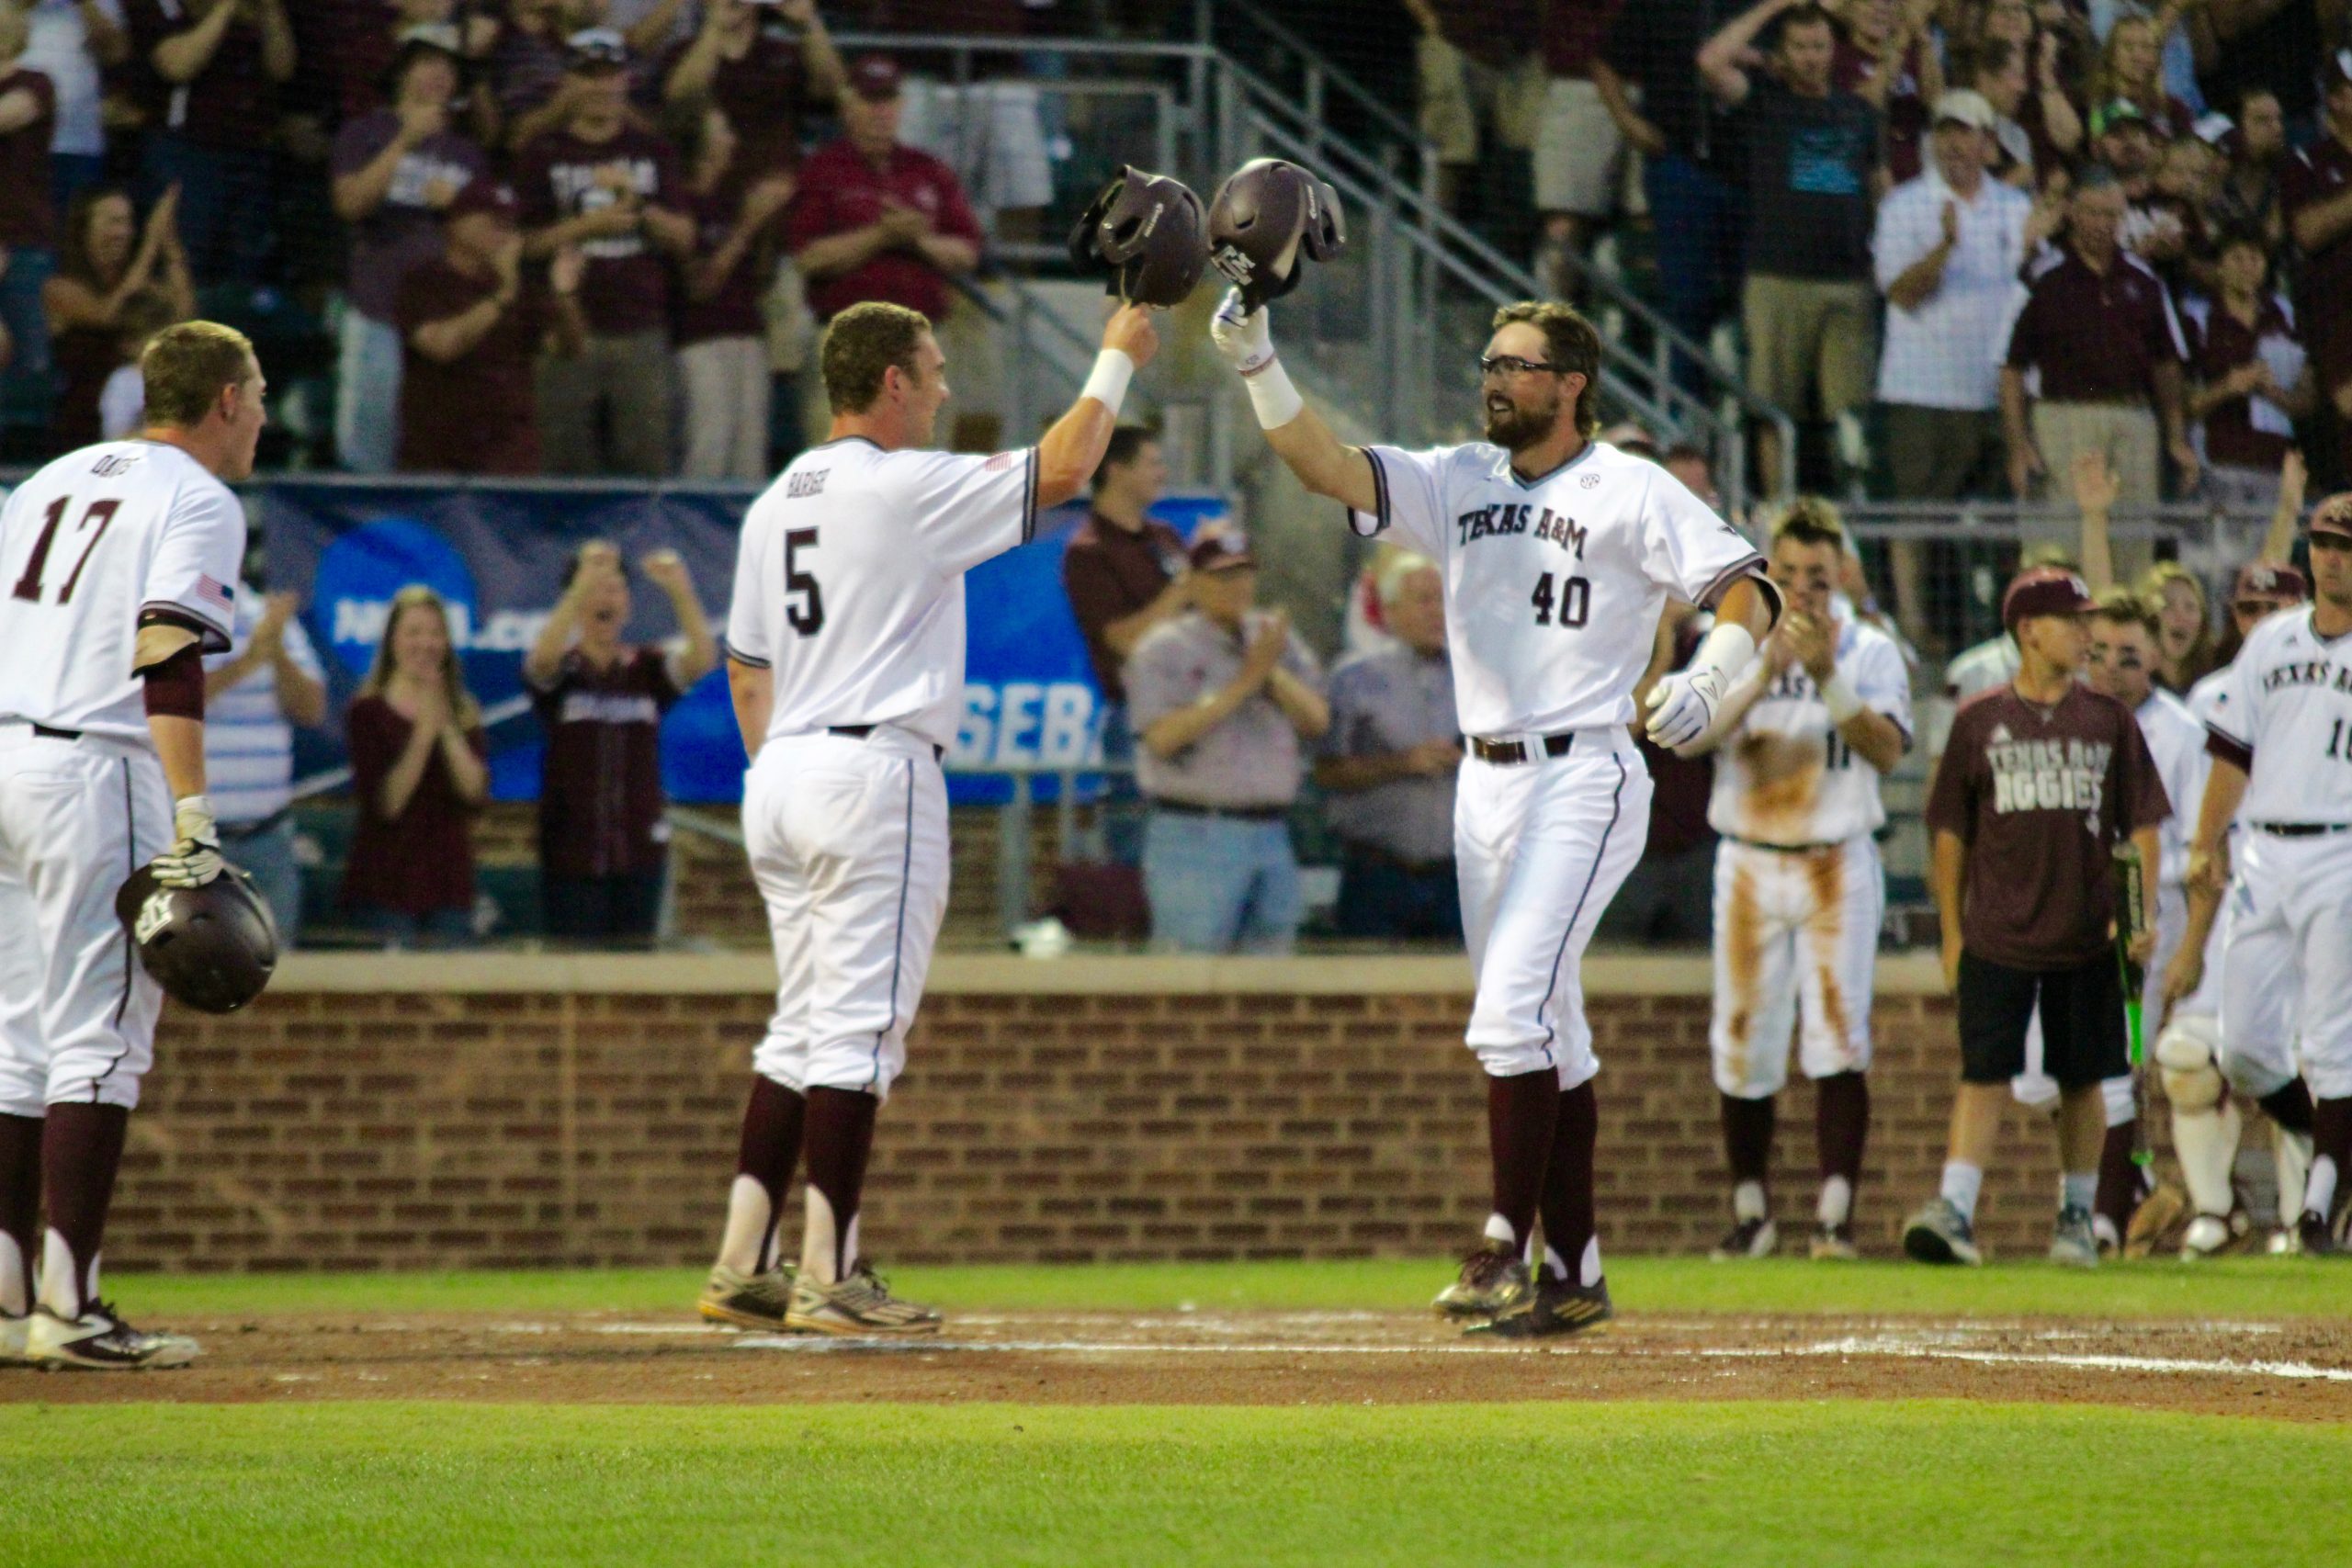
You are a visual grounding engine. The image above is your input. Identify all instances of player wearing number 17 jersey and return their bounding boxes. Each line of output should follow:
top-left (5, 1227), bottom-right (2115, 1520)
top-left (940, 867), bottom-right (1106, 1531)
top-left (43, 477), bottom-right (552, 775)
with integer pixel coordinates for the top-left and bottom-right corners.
top-left (1212, 294), bottom-right (1780, 1337)
top-left (2180, 495), bottom-right (2352, 1256)
top-left (0, 322), bottom-right (266, 1369)
top-left (698, 300), bottom-right (1159, 1337)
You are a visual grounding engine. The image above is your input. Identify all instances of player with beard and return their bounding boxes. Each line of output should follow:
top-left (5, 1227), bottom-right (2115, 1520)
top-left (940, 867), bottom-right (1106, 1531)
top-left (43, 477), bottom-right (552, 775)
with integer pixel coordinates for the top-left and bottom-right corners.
top-left (1212, 291), bottom-right (1779, 1335)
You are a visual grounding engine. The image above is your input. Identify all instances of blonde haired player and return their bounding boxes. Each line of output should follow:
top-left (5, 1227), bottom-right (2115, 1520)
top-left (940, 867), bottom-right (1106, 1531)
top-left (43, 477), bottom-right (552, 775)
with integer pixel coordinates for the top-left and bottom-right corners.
top-left (1212, 291), bottom-right (1778, 1336)
top-left (698, 299), bottom-right (1159, 1336)
top-left (0, 321), bottom-right (264, 1368)
top-left (1679, 499), bottom-right (1911, 1260)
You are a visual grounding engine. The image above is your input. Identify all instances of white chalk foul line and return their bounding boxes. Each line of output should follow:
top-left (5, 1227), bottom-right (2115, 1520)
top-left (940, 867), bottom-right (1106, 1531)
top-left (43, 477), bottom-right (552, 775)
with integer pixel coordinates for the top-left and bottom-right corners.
top-left (1699, 1337), bottom-right (2352, 1383)
top-left (720, 1334), bottom-right (2352, 1381)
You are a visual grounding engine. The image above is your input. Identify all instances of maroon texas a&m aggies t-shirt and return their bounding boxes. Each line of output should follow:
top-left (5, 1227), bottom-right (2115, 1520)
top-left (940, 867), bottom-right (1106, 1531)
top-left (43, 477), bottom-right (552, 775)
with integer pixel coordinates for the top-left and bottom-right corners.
top-left (1925, 682), bottom-right (2170, 969)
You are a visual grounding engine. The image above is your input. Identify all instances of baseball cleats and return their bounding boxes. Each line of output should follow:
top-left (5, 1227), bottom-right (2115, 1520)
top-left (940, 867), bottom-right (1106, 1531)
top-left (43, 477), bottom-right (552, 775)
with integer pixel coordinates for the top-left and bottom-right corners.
top-left (0, 1312), bottom-right (27, 1365)
top-left (1465, 1276), bottom-right (1613, 1340)
top-left (2179, 1213), bottom-right (2235, 1259)
top-left (1902, 1198), bottom-right (1983, 1266)
top-left (1710, 1216), bottom-right (1777, 1260)
top-left (25, 1303), bottom-right (198, 1370)
top-left (785, 1262), bottom-right (942, 1337)
top-left (2295, 1210), bottom-right (2342, 1258)
top-left (1430, 1240), bottom-right (1532, 1322)
top-left (1808, 1222), bottom-right (1859, 1261)
top-left (2048, 1205), bottom-right (2099, 1268)
top-left (698, 1263), bottom-right (799, 1331)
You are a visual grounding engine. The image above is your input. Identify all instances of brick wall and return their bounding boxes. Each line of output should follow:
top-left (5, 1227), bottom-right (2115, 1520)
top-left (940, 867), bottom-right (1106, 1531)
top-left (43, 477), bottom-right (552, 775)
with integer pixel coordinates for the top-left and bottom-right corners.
top-left (109, 956), bottom-right (2170, 1271)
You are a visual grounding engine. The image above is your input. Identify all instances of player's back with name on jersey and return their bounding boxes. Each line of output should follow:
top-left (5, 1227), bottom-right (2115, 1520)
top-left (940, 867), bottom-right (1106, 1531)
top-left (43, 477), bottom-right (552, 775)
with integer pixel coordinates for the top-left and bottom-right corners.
top-left (726, 436), bottom-right (1040, 750)
top-left (0, 440), bottom-right (245, 747)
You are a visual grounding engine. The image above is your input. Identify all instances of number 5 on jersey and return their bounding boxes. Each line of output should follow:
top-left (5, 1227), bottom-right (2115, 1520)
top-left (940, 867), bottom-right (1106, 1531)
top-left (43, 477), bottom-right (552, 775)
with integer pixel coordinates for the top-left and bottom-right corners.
top-left (785, 526), bottom-right (824, 637)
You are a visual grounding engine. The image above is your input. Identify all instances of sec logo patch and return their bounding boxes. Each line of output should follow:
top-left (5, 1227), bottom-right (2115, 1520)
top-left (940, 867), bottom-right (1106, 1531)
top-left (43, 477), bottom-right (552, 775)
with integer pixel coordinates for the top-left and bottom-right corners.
top-left (1580, 474), bottom-right (1601, 490)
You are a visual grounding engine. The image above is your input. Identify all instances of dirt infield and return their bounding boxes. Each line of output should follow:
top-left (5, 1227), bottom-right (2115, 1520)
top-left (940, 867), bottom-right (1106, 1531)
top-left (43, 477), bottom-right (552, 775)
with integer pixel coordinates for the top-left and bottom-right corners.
top-left (6, 1309), bottom-right (2348, 1420)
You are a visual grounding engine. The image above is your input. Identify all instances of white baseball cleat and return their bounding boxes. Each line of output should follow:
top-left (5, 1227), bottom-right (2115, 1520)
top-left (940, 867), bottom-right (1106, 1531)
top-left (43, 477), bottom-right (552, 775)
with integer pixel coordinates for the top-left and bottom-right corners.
top-left (2179, 1213), bottom-right (2234, 1259)
top-left (0, 1312), bottom-right (28, 1365)
top-left (26, 1302), bottom-right (199, 1371)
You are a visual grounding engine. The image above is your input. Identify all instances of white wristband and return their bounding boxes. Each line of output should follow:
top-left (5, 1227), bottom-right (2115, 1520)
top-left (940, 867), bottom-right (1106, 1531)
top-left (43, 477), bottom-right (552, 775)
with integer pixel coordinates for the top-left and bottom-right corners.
top-left (1819, 671), bottom-right (1864, 724)
top-left (1242, 356), bottom-right (1306, 430)
top-left (1689, 621), bottom-right (1757, 689)
top-left (1081, 349), bottom-right (1134, 416)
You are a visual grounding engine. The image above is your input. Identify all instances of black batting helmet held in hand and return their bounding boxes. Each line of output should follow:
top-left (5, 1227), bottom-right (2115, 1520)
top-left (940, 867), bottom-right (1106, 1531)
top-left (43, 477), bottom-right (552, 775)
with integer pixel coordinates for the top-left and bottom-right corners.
top-left (1207, 158), bottom-right (1345, 310)
top-left (115, 864), bottom-right (278, 1015)
top-left (1068, 166), bottom-right (1209, 308)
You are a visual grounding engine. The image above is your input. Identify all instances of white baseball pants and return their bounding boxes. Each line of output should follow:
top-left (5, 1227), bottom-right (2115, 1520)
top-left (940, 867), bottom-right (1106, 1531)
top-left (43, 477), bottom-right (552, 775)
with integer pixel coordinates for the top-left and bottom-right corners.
top-left (2222, 829), bottom-right (2351, 1098)
top-left (1456, 732), bottom-right (1651, 1089)
top-left (743, 728), bottom-right (950, 1102)
top-left (0, 728), bottom-right (169, 1116)
top-left (1710, 834), bottom-right (1882, 1100)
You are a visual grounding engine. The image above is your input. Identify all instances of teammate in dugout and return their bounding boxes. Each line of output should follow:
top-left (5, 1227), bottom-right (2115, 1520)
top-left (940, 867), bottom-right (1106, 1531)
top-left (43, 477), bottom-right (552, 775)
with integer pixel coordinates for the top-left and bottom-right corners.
top-left (2154, 561), bottom-right (2316, 1258)
top-left (0, 321), bottom-right (266, 1368)
top-left (1676, 499), bottom-right (1911, 1262)
top-left (697, 298), bottom-right (1160, 1337)
top-left (2171, 495), bottom-right (2352, 1256)
top-left (1212, 288), bottom-right (1780, 1337)
top-left (1905, 568), bottom-right (2168, 1268)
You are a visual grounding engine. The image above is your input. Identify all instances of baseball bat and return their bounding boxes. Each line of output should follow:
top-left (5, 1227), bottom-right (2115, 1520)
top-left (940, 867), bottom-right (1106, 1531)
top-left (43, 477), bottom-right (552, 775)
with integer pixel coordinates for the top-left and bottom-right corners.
top-left (2113, 844), bottom-right (2151, 1168)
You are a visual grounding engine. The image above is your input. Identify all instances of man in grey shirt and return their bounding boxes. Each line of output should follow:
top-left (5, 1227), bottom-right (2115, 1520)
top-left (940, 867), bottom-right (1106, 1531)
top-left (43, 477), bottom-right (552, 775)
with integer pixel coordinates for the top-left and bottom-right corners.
top-left (1316, 554), bottom-right (1463, 940)
top-left (1125, 535), bottom-right (1329, 953)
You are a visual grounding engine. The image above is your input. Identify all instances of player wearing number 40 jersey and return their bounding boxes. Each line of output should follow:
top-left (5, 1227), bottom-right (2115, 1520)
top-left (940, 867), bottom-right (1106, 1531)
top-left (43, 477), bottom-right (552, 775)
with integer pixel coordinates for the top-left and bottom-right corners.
top-left (698, 299), bottom-right (1160, 1338)
top-left (1211, 292), bottom-right (1780, 1337)
top-left (0, 321), bottom-right (266, 1370)
top-left (2170, 496), bottom-right (2352, 1257)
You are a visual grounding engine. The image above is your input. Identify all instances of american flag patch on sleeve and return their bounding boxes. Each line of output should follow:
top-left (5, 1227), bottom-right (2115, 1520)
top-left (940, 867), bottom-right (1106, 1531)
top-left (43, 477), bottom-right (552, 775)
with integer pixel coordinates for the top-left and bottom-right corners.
top-left (197, 574), bottom-right (234, 611)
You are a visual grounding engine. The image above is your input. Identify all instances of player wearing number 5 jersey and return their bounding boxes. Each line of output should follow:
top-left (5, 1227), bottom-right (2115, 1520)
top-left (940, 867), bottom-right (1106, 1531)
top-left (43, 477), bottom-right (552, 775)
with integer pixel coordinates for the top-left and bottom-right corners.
top-left (1211, 292), bottom-right (1780, 1337)
top-left (698, 299), bottom-right (1159, 1337)
top-left (2178, 495), bottom-right (2352, 1256)
top-left (1679, 501), bottom-right (1912, 1263)
top-left (0, 322), bottom-right (266, 1370)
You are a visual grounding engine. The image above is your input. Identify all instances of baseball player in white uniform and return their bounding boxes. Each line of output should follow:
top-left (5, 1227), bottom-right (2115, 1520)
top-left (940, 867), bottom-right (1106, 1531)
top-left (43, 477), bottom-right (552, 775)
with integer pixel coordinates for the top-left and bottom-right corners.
top-left (0, 321), bottom-right (264, 1369)
top-left (2158, 563), bottom-right (2313, 1257)
top-left (2177, 501), bottom-right (2352, 1256)
top-left (697, 299), bottom-right (1159, 1336)
top-left (1681, 500), bottom-right (1911, 1262)
top-left (1212, 292), bottom-right (1778, 1336)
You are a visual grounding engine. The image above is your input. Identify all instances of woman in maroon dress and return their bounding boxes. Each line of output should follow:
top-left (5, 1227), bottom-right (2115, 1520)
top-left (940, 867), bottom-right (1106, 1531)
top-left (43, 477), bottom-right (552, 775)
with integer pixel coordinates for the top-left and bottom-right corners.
top-left (340, 585), bottom-right (491, 947)
top-left (40, 184), bottom-right (193, 451)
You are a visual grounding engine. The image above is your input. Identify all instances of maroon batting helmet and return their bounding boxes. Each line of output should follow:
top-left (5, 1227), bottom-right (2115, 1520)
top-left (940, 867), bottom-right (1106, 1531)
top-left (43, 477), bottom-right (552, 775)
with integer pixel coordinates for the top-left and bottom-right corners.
top-left (1206, 158), bottom-right (1345, 310)
top-left (1069, 166), bottom-right (1210, 308)
top-left (115, 864), bottom-right (278, 1015)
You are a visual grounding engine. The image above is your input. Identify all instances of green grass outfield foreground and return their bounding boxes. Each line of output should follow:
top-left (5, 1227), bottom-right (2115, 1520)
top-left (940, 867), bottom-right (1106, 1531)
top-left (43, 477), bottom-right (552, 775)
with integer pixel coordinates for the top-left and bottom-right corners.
top-left (113, 1252), bottom-right (2352, 1321)
top-left (1, 1401), bottom-right (2347, 1568)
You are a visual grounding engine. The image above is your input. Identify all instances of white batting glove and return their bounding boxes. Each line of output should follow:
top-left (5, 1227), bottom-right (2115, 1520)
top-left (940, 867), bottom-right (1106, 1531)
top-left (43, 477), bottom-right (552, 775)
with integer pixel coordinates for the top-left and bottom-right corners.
top-left (1643, 621), bottom-right (1759, 750)
top-left (1643, 668), bottom-right (1732, 751)
top-left (1209, 288), bottom-right (1275, 376)
top-left (150, 794), bottom-right (224, 888)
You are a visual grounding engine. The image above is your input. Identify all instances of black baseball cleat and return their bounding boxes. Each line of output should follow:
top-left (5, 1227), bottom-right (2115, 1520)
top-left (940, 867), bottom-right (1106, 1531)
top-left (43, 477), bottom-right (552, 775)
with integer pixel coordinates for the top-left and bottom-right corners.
top-left (1710, 1216), bottom-right (1778, 1260)
top-left (1465, 1276), bottom-right (1613, 1339)
top-left (2295, 1210), bottom-right (2342, 1258)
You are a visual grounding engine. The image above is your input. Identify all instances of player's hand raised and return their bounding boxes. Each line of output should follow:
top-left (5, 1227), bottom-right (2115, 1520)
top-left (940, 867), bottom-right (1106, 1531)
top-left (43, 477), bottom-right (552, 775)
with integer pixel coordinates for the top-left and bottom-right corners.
top-left (1102, 302), bottom-right (1159, 370)
top-left (1209, 288), bottom-right (1275, 376)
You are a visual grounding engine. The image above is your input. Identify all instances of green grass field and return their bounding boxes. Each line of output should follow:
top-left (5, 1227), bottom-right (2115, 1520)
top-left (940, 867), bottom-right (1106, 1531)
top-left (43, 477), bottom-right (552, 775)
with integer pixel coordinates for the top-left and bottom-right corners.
top-left (4, 1259), bottom-right (2346, 1567)
top-left (111, 1253), bottom-right (2352, 1320)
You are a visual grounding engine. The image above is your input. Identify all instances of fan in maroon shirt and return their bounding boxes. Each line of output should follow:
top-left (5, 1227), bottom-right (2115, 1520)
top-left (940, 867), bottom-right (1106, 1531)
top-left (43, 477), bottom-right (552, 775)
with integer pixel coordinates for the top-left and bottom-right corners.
top-left (523, 541), bottom-right (718, 945)
top-left (2284, 54), bottom-right (2352, 481)
top-left (120, 0), bottom-right (295, 282)
top-left (660, 0), bottom-right (844, 187)
top-left (2187, 231), bottom-right (2313, 505)
top-left (396, 178), bottom-right (581, 474)
top-left (783, 53), bottom-right (981, 323)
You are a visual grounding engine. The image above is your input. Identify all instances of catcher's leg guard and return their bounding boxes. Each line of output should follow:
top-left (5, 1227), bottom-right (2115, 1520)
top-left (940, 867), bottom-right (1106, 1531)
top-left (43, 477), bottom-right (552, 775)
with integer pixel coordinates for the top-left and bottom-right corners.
top-left (2157, 1017), bottom-right (2240, 1224)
